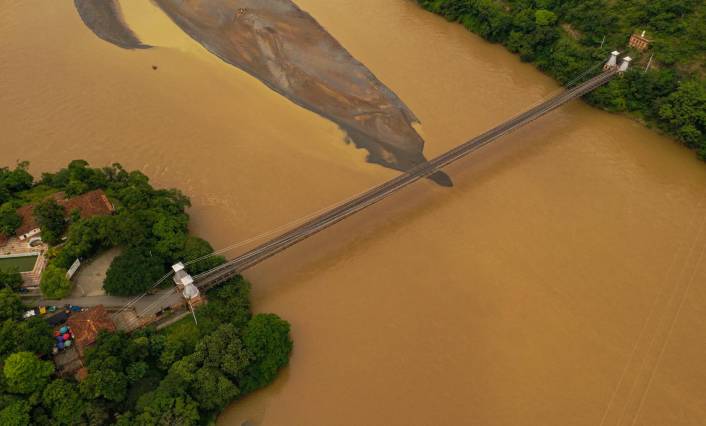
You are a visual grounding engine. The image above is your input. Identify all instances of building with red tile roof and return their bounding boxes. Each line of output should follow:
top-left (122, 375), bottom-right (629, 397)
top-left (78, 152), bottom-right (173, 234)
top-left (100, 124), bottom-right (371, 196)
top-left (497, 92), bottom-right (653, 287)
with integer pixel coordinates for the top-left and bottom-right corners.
top-left (66, 305), bottom-right (116, 357)
top-left (61, 189), bottom-right (115, 220)
top-left (12, 189), bottom-right (114, 240)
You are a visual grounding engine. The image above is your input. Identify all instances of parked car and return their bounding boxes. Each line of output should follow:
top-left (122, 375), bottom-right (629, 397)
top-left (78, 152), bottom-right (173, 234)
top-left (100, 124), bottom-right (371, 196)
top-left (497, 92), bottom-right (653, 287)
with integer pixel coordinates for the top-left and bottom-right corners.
top-left (23, 309), bottom-right (37, 319)
top-left (63, 305), bottom-right (83, 312)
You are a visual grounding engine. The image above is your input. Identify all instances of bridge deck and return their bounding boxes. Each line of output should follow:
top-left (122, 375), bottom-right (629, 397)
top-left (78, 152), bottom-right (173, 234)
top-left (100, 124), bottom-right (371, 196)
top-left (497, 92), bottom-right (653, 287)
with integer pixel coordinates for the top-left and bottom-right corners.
top-left (195, 70), bottom-right (617, 289)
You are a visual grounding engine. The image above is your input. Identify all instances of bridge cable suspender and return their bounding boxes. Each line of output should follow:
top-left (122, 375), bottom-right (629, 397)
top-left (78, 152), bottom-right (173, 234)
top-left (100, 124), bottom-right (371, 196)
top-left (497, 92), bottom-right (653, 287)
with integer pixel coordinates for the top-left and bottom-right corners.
top-left (113, 59), bottom-right (614, 316)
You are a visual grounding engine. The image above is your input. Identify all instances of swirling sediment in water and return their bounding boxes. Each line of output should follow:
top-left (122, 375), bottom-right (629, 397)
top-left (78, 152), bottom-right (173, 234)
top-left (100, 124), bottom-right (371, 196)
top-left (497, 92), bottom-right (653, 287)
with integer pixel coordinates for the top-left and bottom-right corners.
top-left (153, 0), bottom-right (451, 185)
top-left (73, 0), bottom-right (450, 185)
top-left (74, 0), bottom-right (149, 49)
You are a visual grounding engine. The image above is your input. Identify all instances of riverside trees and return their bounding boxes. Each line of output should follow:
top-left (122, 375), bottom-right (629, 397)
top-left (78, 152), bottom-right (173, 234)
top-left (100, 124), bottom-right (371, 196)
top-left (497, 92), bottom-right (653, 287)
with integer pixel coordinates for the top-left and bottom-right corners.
top-left (31, 160), bottom-right (226, 297)
top-left (415, 0), bottom-right (706, 160)
top-left (0, 162), bottom-right (293, 422)
top-left (33, 199), bottom-right (67, 245)
top-left (0, 277), bottom-right (292, 425)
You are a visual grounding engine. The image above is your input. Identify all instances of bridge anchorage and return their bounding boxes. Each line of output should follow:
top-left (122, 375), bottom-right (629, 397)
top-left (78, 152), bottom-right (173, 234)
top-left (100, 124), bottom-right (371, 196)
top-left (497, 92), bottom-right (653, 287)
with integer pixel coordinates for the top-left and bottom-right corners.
top-left (125, 52), bottom-right (623, 323)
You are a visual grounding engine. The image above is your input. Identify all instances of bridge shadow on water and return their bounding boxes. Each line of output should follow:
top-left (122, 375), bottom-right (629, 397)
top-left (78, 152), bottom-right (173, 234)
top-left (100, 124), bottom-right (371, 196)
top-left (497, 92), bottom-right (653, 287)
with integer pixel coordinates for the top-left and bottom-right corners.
top-left (242, 109), bottom-right (578, 300)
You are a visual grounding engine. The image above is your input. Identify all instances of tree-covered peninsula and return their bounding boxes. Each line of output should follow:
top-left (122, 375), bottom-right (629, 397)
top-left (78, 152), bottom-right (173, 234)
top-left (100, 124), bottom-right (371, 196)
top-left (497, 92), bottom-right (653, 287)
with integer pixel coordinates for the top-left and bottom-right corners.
top-left (0, 161), bottom-right (293, 424)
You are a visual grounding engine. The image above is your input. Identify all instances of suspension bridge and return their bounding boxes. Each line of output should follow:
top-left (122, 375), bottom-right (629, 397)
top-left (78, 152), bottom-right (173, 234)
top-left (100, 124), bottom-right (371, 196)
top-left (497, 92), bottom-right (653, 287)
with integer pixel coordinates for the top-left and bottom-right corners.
top-left (193, 68), bottom-right (619, 289)
top-left (118, 54), bottom-right (629, 323)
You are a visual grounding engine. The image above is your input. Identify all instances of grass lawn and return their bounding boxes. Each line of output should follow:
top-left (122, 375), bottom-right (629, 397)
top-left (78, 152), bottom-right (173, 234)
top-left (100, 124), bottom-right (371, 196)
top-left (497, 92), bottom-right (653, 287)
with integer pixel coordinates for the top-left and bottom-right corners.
top-left (0, 255), bottom-right (38, 272)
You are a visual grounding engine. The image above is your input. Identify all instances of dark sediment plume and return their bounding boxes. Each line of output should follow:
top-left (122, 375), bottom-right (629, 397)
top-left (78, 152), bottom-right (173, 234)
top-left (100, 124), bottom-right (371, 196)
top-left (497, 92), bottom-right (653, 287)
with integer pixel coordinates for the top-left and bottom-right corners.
top-left (152, 0), bottom-right (452, 186)
top-left (74, 0), bottom-right (149, 49)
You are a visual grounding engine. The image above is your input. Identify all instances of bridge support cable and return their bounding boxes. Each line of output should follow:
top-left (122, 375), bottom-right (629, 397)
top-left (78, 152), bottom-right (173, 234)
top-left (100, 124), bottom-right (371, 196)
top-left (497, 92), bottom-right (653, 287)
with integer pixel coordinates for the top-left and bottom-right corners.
top-left (193, 70), bottom-right (618, 289)
top-left (112, 271), bottom-right (175, 318)
top-left (174, 60), bottom-right (611, 272)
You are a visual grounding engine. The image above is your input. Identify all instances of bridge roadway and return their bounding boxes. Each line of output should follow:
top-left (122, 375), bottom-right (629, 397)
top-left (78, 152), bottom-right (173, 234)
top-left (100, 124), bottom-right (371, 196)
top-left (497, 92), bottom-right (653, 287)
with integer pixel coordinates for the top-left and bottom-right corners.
top-left (193, 69), bottom-right (618, 290)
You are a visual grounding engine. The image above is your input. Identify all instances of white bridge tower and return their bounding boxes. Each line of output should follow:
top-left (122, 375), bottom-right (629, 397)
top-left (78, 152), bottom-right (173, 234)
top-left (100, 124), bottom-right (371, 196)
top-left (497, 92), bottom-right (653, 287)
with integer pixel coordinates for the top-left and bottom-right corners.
top-left (172, 262), bottom-right (205, 310)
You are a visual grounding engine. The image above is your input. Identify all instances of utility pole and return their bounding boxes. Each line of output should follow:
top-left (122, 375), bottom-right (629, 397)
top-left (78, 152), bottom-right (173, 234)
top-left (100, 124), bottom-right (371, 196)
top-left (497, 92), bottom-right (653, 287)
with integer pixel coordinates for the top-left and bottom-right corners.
top-left (190, 305), bottom-right (198, 325)
top-left (644, 53), bottom-right (654, 72)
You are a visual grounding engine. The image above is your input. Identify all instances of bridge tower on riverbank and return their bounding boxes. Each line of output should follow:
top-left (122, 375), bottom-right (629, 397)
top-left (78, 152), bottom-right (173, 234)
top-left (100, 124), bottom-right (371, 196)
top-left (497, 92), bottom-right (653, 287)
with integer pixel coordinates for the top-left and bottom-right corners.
top-left (604, 51), bottom-right (620, 71)
top-left (172, 262), bottom-right (206, 310)
top-left (618, 56), bottom-right (632, 74)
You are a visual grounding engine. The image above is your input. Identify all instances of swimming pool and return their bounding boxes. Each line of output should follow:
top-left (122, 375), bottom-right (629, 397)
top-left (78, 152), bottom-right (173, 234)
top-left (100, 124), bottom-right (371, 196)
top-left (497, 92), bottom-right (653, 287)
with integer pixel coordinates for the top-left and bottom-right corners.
top-left (0, 254), bottom-right (38, 272)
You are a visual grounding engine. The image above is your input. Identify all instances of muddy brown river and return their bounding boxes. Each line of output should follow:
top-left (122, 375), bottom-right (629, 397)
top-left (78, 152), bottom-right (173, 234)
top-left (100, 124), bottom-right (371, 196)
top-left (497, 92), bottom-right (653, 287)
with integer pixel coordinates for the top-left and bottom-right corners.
top-left (1, 1), bottom-right (705, 425)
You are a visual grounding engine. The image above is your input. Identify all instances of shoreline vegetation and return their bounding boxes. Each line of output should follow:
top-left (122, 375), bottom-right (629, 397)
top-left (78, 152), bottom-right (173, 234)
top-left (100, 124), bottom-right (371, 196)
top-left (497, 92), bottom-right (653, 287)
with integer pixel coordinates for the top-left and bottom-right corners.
top-left (415, 0), bottom-right (705, 160)
top-left (0, 161), bottom-right (293, 425)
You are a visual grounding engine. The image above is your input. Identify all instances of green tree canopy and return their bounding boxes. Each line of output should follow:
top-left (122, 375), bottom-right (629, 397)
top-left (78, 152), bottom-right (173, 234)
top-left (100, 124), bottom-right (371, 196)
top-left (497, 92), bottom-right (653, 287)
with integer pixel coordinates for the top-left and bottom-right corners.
top-left (658, 80), bottom-right (706, 153)
top-left (0, 161), bottom-right (33, 197)
top-left (80, 368), bottom-right (128, 402)
top-left (191, 367), bottom-right (239, 412)
top-left (0, 204), bottom-right (21, 237)
top-left (135, 390), bottom-right (200, 426)
top-left (0, 288), bottom-right (23, 321)
top-left (33, 199), bottom-right (66, 245)
top-left (0, 318), bottom-right (54, 360)
top-left (197, 276), bottom-right (251, 332)
top-left (241, 314), bottom-right (293, 393)
top-left (104, 248), bottom-right (165, 296)
top-left (40, 265), bottom-right (72, 299)
top-left (42, 379), bottom-right (86, 424)
top-left (0, 268), bottom-right (23, 292)
top-left (0, 400), bottom-right (31, 426)
top-left (180, 236), bottom-right (226, 275)
top-left (534, 9), bottom-right (557, 26)
top-left (193, 324), bottom-right (250, 379)
top-left (3, 352), bottom-right (54, 394)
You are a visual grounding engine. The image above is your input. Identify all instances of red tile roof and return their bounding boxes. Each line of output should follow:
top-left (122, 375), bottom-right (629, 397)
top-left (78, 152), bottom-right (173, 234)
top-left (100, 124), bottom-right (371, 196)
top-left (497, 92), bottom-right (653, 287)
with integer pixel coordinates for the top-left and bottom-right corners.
top-left (14, 204), bottom-right (39, 237)
top-left (66, 305), bottom-right (116, 357)
top-left (13, 189), bottom-right (114, 237)
top-left (61, 189), bottom-right (115, 220)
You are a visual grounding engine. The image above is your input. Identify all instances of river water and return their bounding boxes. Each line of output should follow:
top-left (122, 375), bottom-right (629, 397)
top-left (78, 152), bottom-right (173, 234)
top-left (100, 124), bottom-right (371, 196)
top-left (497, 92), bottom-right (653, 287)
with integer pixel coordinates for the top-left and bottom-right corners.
top-left (1, 1), bottom-right (705, 425)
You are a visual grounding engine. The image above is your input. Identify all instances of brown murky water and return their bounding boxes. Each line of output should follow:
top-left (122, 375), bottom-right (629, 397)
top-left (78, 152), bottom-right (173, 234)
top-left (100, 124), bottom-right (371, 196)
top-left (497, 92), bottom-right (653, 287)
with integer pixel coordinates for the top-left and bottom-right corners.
top-left (1, 1), bottom-right (705, 425)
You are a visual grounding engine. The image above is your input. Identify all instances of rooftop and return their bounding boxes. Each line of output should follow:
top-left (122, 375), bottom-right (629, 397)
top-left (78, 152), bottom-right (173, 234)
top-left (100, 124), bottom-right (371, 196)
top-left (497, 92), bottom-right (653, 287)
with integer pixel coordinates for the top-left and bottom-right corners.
top-left (13, 189), bottom-right (115, 237)
top-left (66, 305), bottom-right (116, 357)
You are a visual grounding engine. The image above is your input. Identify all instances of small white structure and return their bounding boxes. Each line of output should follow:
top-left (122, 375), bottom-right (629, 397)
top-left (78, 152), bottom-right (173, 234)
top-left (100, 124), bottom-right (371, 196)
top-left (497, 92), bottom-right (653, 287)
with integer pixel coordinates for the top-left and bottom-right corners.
top-left (66, 258), bottom-right (81, 280)
top-left (618, 56), bottom-right (632, 73)
top-left (18, 228), bottom-right (40, 241)
top-left (172, 262), bottom-right (204, 308)
top-left (604, 51), bottom-right (620, 70)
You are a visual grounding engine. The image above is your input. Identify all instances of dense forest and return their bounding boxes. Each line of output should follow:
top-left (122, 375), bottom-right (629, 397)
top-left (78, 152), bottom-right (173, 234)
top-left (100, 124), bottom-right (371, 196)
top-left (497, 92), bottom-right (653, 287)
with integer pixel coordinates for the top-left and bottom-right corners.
top-left (415, 0), bottom-right (706, 158)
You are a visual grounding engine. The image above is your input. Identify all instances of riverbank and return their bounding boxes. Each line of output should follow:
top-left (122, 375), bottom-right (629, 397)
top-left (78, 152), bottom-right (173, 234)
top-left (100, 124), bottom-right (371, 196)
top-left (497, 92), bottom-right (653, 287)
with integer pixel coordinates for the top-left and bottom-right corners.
top-left (414, 0), bottom-right (706, 162)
